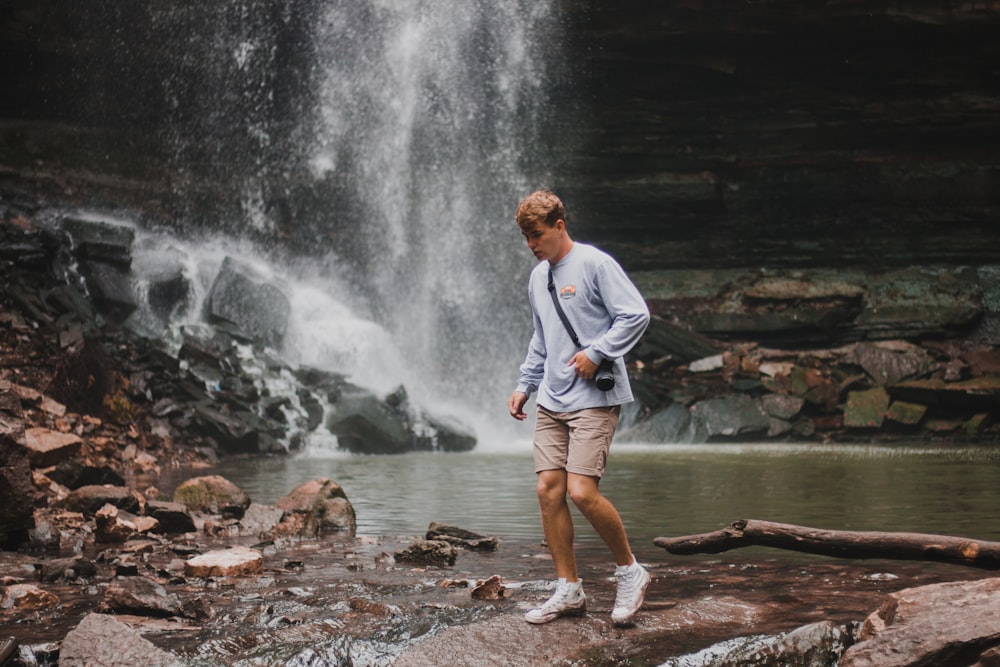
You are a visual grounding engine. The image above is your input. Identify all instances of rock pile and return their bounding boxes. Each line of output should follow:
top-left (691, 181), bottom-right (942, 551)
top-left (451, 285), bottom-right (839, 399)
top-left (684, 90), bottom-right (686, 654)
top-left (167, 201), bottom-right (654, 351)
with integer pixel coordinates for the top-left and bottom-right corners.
top-left (624, 267), bottom-right (1000, 444)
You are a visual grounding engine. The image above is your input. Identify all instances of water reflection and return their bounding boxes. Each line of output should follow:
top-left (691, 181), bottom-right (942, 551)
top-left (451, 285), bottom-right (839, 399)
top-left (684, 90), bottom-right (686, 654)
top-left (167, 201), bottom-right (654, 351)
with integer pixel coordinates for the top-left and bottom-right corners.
top-left (209, 443), bottom-right (1000, 561)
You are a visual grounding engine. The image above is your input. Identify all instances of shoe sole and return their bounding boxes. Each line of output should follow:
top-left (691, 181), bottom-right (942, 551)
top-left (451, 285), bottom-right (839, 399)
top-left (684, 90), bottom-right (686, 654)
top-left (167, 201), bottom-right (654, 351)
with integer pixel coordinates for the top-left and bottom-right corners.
top-left (524, 603), bottom-right (587, 625)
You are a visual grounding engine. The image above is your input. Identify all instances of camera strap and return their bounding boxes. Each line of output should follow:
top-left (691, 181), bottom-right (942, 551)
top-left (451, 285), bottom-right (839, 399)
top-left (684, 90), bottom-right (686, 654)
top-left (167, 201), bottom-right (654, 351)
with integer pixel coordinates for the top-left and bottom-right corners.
top-left (547, 268), bottom-right (582, 348)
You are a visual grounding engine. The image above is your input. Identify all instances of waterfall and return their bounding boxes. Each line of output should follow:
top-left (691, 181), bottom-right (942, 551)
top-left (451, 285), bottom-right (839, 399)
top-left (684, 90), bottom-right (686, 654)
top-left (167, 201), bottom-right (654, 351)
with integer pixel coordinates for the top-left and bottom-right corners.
top-left (140, 0), bottom-right (560, 449)
top-left (303, 1), bottom-right (556, 412)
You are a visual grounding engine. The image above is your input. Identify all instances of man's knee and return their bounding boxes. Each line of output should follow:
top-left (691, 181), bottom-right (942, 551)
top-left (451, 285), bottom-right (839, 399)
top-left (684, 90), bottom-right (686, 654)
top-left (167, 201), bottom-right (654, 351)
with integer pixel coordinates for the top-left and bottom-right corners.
top-left (566, 476), bottom-right (601, 511)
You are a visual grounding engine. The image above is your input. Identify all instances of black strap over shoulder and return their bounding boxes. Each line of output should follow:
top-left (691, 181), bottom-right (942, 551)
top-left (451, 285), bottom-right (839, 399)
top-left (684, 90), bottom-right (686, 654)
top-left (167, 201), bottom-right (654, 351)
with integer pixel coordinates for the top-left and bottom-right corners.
top-left (548, 268), bottom-right (582, 348)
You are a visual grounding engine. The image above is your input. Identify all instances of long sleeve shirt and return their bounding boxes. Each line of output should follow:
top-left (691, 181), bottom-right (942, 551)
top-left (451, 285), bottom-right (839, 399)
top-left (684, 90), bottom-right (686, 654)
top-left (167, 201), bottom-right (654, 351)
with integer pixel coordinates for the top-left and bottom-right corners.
top-left (515, 243), bottom-right (650, 412)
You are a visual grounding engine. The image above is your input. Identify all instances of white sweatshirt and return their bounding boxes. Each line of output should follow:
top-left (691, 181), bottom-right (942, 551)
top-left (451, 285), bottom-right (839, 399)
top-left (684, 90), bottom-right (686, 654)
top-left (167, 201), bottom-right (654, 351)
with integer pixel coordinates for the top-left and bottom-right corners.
top-left (515, 243), bottom-right (650, 412)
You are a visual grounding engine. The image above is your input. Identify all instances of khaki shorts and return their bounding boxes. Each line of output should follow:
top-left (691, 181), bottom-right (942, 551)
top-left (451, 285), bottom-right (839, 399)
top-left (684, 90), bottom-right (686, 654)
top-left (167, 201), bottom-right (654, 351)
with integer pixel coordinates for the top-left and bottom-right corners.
top-left (533, 405), bottom-right (621, 478)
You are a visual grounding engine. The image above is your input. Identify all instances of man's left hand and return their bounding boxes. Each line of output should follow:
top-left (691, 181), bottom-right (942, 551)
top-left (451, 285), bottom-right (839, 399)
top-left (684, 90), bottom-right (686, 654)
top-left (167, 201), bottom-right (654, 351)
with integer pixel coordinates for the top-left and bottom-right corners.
top-left (567, 351), bottom-right (598, 380)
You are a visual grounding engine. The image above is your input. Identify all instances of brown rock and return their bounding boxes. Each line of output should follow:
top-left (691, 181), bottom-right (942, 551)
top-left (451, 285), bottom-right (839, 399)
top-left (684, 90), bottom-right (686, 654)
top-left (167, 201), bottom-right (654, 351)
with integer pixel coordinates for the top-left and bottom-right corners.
top-left (471, 575), bottom-right (506, 600)
top-left (184, 546), bottom-right (264, 577)
top-left (95, 504), bottom-right (159, 543)
top-left (274, 478), bottom-right (356, 537)
top-left (394, 540), bottom-right (458, 567)
top-left (58, 484), bottom-right (143, 516)
top-left (0, 583), bottom-right (60, 610)
top-left (23, 426), bottom-right (83, 467)
top-left (840, 578), bottom-right (1000, 667)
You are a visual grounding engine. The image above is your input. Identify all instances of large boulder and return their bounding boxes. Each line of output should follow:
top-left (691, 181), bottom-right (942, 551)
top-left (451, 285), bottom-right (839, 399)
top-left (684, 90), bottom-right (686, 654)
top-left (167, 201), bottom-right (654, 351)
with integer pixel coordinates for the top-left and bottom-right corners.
top-left (840, 578), bottom-right (1000, 667)
top-left (173, 475), bottom-right (251, 519)
top-left (206, 256), bottom-right (290, 347)
top-left (57, 484), bottom-right (143, 516)
top-left (690, 394), bottom-right (771, 440)
top-left (273, 478), bottom-right (356, 537)
top-left (59, 613), bottom-right (183, 667)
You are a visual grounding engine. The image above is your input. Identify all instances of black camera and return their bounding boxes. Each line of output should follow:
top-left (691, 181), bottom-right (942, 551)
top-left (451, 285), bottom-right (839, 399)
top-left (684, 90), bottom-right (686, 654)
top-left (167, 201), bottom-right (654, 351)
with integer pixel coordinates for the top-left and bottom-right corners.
top-left (594, 359), bottom-right (615, 391)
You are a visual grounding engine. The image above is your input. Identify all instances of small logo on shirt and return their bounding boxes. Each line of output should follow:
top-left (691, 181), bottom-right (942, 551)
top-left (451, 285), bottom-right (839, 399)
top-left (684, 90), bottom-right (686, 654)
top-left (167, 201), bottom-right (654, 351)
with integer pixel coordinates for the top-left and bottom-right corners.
top-left (559, 284), bottom-right (577, 299)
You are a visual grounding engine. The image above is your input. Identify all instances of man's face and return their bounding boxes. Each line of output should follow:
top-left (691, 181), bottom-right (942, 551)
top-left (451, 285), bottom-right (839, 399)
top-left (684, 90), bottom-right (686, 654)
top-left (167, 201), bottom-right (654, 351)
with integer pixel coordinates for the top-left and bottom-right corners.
top-left (520, 219), bottom-right (565, 263)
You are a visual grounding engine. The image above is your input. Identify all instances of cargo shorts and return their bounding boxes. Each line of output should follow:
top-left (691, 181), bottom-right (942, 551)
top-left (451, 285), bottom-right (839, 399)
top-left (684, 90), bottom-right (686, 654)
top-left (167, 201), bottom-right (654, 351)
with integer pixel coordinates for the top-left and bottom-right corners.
top-left (533, 405), bottom-right (621, 479)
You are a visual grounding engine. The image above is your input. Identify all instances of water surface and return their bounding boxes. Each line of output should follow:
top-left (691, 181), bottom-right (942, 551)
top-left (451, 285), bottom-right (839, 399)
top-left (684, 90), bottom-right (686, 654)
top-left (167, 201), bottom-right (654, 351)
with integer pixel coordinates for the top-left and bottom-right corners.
top-left (209, 442), bottom-right (1000, 562)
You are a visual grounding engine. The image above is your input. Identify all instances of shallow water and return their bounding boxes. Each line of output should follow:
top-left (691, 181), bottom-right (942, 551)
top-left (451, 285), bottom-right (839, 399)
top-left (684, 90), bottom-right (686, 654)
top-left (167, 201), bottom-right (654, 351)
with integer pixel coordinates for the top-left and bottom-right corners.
top-left (208, 441), bottom-right (1000, 562)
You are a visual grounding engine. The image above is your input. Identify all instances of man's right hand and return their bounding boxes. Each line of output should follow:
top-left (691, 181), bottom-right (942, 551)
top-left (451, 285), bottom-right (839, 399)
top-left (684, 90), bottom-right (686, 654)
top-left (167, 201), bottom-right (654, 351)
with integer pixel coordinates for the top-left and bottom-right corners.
top-left (508, 391), bottom-right (528, 421)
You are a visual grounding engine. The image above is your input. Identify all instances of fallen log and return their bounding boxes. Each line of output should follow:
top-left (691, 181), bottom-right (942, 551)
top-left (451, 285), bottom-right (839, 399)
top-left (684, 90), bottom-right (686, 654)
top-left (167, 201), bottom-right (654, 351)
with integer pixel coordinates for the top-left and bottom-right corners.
top-left (654, 519), bottom-right (1000, 569)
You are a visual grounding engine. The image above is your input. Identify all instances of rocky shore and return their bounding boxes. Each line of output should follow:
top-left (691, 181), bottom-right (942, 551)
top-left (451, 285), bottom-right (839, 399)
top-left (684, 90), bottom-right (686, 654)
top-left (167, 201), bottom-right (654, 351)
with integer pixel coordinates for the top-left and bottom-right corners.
top-left (3, 204), bottom-right (1000, 665)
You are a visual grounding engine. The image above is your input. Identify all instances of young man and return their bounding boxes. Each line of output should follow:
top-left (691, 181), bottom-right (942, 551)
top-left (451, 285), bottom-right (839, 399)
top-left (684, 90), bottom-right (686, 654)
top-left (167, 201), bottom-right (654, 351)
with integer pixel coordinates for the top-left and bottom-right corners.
top-left (507, 190), bottom-right (651, 625)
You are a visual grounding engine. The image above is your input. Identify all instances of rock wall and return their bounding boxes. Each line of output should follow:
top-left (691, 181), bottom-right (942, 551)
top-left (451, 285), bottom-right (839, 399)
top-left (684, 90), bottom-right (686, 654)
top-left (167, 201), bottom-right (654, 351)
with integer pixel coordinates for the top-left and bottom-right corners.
top-left (2, 1), bottom-right (999, 271)
top-left (547, 1), bottom-right (1000, 270)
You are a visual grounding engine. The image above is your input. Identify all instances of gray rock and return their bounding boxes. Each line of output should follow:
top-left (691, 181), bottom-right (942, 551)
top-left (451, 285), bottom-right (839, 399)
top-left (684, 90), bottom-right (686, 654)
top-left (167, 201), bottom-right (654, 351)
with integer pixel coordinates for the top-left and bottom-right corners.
top-left (60, 214), bottom-right (135, 266)
top-left (145, 500), bottom-right (196, 534)
top-left (659, 620), bottom-right (856, 667)
top-left (690, 394), bottom-right (771, 439)
top-left (619, 403), bottom-right (703, 444)
top-left (840, 577), bottom-right (1000, 667)
top-left (98, 577), bottom-right (183, 617)
top-left (206, 256), bottom-right (290, 346)
top-left (60, 613), bottom-right (183, 667)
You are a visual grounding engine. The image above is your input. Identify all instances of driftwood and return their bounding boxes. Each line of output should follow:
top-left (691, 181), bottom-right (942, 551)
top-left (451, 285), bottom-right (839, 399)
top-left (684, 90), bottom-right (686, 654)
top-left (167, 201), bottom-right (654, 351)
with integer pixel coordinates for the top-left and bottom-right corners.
top-left (654, 519), bottom-right (1000, 569)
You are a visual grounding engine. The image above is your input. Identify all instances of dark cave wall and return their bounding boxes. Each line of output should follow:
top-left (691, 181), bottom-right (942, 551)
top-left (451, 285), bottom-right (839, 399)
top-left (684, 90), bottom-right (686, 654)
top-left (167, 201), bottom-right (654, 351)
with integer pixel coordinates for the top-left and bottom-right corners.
top-left (1, 1), bottom-right (998, 270)
top-left (548, 1), bottom-right (1000, 270)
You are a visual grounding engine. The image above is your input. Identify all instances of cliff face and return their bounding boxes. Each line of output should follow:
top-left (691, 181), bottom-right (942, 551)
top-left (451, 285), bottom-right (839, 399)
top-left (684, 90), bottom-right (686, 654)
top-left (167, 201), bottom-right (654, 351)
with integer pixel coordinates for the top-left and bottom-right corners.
top-left (1, 1), bottom-right (999, 272)
top-left (547, 1), bottom-right (1000, 270)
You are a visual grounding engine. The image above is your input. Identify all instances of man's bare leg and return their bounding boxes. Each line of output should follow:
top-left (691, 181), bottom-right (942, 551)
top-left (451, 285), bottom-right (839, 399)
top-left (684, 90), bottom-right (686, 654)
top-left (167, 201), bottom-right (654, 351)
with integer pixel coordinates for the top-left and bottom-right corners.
top-left (566, 472), bottom-right (634, 566)
top-left (536, 469), bottom-right (579, 581)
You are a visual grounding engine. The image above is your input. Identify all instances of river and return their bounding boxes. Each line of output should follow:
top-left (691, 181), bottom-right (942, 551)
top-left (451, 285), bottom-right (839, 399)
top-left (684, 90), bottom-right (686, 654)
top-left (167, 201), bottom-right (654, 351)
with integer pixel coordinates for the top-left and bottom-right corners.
top-left (206, 440), bottom-right (1000, 563)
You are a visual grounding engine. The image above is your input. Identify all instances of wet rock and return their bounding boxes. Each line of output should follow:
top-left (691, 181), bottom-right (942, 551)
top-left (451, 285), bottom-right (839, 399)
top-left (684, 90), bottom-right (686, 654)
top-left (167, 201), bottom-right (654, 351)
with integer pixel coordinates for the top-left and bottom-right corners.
top-left (173, 474), bottom-right (251, 520)
top-left (690, 394), bottom-right (771, 439)
top-left (0, 382), bottom-right (35, 546)
top-left (38, 556), bottom-right (98, 582)
top-left (95, 504), bottom-right (159, 543)
top-left (58, 484), bottom-right (143, 516)
top-left (845, 341), bottom-right (936, 386)
top-left (394, 540), bottom-right (458, 567)
top-left (0, 583), bottom-right (59, 610)
top-left (191, 403), bottom-right (284, 454)
top-left (184, 545), bottom-right (264, 577)
top-left (59, 213), bottom-right (135, 267)
top-left (760, 394), bottom-right (805, 421)
top-left (274, 478), bottom-right (357, 537)
top-left (636, 315), bottom-right (721, 364)
top-left (47, 459), bottom-right (125, 489)
top-left (79, 260), bottom-right (138, 324)
top-left (840, 578), bottom-right (1000, 667)
top-left (885, 401), bottom-right (927, 426)
top-left (98, 577), bottom-right (183, 617)
top-left (424, 412), bottom-right (478, 452)
top-left (59, 613), bottom-right (183, 667)
top-left (843, 387), bottom-right (891, 429)
top-left (237, 502), bottom-right (285, 537)
top-left (145, 500), bottom-right (196, 534)
top-left (471, 575), bottom-right (507, 600)
top-left (619, 403), bottom-right (704, 444)
top-left (22, 426), bottom-right (83, 467)
top-left (889, 376), bottom-right (1000, 412)
top-left (660, 620), bottom-right (856, 667)
top-left (206, 256), bottom-right (290, 346)
top-left (326, 384), bottom-right (417, 454)
top-left (426, 523), bottom-right (498, 551)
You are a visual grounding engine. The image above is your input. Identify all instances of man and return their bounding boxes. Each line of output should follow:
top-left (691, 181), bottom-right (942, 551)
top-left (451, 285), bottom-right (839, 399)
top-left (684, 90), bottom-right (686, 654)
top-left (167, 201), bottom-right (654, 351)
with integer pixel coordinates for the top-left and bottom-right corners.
top-left (507, 190), bottom-right (651, 626)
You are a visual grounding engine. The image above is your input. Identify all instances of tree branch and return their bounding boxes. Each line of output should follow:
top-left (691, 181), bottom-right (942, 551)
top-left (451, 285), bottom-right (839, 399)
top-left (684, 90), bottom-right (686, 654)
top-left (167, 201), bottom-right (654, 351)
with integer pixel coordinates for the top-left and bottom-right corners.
top-left (653, 519), bottom-right (1000, 569)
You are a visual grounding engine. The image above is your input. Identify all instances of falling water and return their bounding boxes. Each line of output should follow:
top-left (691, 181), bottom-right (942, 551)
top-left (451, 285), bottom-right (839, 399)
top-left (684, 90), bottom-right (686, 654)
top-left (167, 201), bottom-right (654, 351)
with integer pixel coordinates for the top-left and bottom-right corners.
top-left (140, 0), bottom-right (561, 448)
top-left (303, 1), bottom-right (555, 413)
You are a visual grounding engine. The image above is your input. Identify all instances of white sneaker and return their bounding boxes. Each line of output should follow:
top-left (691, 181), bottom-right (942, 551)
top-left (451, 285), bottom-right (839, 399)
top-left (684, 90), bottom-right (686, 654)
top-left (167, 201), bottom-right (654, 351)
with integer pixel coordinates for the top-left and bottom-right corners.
top-left (611, 561), bottom-right (650, 625)
top-left (524, 579), bottom-right (587, 624)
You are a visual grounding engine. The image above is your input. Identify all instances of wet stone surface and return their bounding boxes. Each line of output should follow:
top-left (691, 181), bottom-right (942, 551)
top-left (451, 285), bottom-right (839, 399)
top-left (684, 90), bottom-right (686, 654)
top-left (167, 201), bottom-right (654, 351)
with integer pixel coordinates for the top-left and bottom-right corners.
top-left (0, 533), bottom-right (991, 666)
